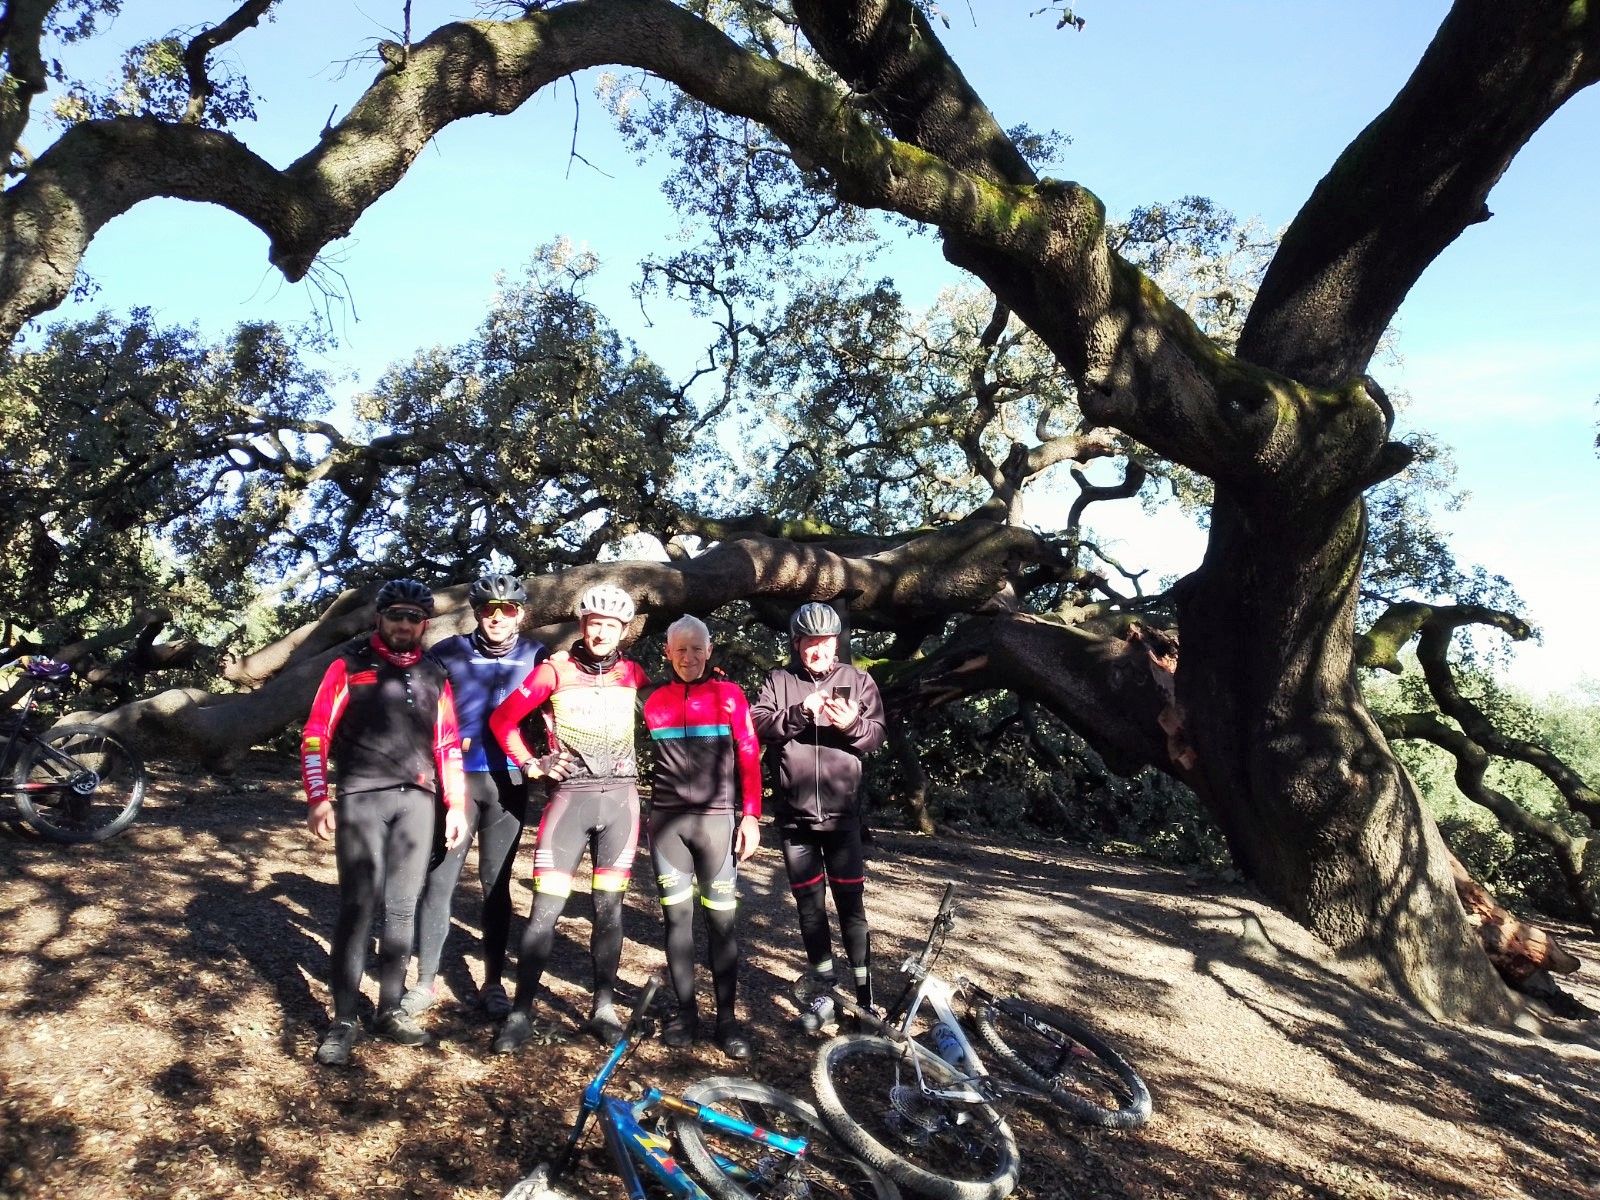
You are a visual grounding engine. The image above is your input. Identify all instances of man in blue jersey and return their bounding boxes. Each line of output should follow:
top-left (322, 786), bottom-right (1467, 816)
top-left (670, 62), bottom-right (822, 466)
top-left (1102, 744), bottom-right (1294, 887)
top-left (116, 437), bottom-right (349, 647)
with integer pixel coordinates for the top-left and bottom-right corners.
top-left (402, 574), bottom-right (547, 1019)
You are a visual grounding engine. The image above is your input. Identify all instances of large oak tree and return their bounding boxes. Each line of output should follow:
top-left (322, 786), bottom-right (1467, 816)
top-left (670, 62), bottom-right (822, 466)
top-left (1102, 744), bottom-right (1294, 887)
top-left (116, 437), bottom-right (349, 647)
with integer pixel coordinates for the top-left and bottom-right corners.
top-left (4, 0), bottom-right (1597, 1023)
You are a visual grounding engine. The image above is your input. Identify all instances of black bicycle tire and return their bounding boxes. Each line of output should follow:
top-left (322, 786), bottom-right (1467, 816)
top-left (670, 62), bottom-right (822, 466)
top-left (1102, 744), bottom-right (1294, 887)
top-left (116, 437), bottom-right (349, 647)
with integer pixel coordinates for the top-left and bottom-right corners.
top-left (13, 724), bottom-right (146, 844)
top-left (972, 998), bottom-right (1152, 1129)
top-left (673, 1076), bottom-right (901, 1200)
top-left (810, 1035), bottom-right (1019, 1200)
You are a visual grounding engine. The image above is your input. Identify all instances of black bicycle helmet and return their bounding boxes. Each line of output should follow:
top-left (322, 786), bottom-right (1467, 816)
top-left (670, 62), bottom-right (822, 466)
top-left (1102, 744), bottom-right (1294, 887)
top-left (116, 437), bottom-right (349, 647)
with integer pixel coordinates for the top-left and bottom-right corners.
top-left (789, 602), bottom-right (842, 639)
top-left (375, 577), bottom-right (436, 616)
top-left (468, 573), bottom-right (528, 609)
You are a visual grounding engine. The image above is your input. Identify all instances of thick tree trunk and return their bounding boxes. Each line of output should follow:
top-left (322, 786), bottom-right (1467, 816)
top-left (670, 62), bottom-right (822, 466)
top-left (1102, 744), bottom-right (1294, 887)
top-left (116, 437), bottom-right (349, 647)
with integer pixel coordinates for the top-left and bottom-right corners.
top-left (1177, 489), bottom-right (1516, 1021)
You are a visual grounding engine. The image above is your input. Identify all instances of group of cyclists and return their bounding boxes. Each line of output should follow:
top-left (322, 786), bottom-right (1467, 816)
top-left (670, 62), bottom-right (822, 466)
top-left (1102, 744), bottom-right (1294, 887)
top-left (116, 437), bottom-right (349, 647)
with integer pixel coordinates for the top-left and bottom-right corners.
top-left (298, 576), bottom-right (886, 1068)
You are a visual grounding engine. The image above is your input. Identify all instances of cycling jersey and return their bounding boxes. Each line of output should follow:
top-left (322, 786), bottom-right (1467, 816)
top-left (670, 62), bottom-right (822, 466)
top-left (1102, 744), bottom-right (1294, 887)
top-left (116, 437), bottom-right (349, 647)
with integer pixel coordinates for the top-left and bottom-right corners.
top-left (490, 647), bottom-right (648, 781)
top-left (300, 634), bottom-right (466, 809)
top-left (431, 632), bottom-right (548, 773)
top-left (642, 674), bottom-right (762, 817)
top-left (750, 660), bottom-right (885, 829)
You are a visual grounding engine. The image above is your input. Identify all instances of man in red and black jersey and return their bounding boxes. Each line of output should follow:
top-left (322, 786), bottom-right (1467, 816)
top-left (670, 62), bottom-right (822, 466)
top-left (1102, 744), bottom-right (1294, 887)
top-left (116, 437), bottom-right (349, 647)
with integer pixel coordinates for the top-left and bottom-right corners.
top-left (488, 582), bottom-right (647, 1052)
top-left (299, 578), bottom-right (468, 1067)
top-left (642, 614), bottom-right (762, 1060)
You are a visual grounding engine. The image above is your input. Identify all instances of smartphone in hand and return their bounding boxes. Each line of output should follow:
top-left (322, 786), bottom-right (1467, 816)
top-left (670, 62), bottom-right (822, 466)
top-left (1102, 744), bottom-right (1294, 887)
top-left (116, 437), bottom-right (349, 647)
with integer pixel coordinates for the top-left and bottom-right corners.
top-left (832, 684), bottom-right (853, 701)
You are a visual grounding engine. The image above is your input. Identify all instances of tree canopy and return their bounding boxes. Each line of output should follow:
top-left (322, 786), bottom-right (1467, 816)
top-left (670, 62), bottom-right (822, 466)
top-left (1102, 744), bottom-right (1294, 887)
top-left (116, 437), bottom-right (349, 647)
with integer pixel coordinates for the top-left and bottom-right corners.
top-left (3, 0), bottom-right (1599, 1026)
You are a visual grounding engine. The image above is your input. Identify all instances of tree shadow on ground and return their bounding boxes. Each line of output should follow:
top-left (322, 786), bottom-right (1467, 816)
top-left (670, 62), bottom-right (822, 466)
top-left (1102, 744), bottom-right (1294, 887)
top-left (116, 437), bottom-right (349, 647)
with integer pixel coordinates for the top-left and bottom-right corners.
top-left (2, 758), bottom-right (1597, 1200)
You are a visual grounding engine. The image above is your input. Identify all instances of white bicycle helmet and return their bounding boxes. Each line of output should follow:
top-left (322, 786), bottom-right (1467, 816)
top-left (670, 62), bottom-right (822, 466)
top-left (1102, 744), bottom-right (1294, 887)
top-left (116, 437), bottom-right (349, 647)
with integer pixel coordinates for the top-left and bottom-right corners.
top-left (575, 583), bottom-right (636, 624)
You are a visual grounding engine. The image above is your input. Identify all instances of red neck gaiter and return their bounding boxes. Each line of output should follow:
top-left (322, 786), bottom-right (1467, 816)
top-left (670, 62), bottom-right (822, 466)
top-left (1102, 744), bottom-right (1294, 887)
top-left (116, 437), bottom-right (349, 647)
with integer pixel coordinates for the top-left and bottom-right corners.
top-left (370, 631), bottom-right (423, 668)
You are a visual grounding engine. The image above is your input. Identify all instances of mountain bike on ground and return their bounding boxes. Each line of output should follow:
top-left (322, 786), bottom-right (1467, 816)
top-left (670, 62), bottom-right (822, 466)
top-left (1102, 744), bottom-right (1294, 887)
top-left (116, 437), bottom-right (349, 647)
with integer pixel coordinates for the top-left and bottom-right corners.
top-left (504, 974), bottom-right (900, 1200)
top-left (807, 882), bottom-right (1152, 1200)
top-left (2, 658), bottom-right (146, 843)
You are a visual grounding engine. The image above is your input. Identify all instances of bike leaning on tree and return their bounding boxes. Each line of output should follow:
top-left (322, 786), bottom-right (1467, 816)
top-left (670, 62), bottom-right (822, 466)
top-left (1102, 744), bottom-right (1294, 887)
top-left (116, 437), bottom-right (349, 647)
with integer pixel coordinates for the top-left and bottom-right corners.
top-left (2, 658), bottom-right (146, 843)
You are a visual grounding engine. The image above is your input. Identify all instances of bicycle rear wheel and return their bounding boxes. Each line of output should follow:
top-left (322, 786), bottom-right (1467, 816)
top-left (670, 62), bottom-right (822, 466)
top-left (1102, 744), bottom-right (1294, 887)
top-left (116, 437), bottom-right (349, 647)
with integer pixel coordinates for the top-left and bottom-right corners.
top-left (811, 1035), bottom-right (1019, 1200)
top-left (972, 998), bottom-right (1151, 1129)
top-left (14, 724), bottom-right (146, 844)
top-left (674, 1077), bottom-right (900, 1200)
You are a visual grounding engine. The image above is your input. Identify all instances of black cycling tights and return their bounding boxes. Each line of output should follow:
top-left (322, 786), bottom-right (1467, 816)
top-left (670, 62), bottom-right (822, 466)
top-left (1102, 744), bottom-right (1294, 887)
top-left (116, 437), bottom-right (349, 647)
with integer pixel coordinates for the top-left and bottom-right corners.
top-left (330, 785), bottom-right (435, 1021)
top-left (510, 782), bottom-right (639, 1018)
top-left (781, 822), bottom-right (873, 1007)
top-left (650, 810), bottom-right (740, 1019)
top-left (412, 772), bottom-right (527, 987)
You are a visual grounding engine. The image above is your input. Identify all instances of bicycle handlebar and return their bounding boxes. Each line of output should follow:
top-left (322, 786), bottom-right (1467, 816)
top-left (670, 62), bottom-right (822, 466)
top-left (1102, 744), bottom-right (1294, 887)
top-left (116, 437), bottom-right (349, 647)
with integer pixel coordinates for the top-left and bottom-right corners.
top-left (914, 881), bottom-right (957, 965)
top-left (626, 974), bottom-right (662, 1039)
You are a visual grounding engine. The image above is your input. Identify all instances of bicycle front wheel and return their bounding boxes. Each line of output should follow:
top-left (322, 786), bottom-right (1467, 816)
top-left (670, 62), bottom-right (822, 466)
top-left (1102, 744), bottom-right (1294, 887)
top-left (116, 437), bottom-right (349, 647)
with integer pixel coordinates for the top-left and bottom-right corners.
top-left (811, 1035), bottom-right (1019, 1200)
top-left (972, 998), bottom-right (1151, 1129)
top-left (14, 724), bottom-right (146, 844)
top-left (674, 1077), bottom-right (900, 1200)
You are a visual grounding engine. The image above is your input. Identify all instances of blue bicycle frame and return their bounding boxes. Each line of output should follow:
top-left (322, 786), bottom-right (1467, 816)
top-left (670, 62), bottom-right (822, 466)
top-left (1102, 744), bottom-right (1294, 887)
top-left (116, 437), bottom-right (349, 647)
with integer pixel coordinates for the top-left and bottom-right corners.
top-left (543, 980), bottom-right (809, 1199)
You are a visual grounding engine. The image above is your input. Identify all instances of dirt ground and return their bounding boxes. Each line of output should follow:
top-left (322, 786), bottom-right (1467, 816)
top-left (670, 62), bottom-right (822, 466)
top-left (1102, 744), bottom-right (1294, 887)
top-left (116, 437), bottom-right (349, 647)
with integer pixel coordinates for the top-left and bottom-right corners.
top-left (2, 753), bottom-right (1598, 1200)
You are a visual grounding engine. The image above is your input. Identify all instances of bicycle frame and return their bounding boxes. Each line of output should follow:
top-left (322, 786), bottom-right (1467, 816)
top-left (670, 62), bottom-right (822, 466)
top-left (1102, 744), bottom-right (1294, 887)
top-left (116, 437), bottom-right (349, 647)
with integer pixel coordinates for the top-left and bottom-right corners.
top-left (0, 676), bottom-right (95, 796)
top-left (541, 982), bottom-right (809, 1200)
top-left (820, 882), bottom-right (1052, 1112)
top-left (888, 963), bottom-right (999, 1107)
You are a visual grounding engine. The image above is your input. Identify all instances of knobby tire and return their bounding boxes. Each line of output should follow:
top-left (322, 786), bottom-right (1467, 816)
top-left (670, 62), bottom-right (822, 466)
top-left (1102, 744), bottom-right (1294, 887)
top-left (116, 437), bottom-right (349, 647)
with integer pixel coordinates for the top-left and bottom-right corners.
top-left (674, 1076), bottom-right (900, 1200)
top-left (13, 724), bottom-right (146, 844)
top-left (810, 1034), bottom-right (1019, 1200)
top-left (972, 998), bottom-right (1152, 1129)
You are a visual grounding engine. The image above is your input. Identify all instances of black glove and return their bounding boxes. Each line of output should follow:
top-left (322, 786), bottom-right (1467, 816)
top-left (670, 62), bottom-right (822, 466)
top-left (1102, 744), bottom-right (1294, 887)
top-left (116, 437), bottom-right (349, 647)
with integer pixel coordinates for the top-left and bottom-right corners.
top-left (528, 749), bottom-right (576, 782)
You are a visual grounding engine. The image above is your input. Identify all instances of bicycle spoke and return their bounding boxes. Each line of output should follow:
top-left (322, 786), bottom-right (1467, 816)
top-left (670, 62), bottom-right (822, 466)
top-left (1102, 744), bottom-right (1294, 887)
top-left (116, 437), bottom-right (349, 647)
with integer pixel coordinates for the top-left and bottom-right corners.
top-left (677, 1077), bottom-right (898, 1200)
top-left (14, 726), bottom-right (146, 843)
top-left (974, 999), bottom-right (1151, 1129)
top-left (813, 1036), bottom-right (1016, 1196)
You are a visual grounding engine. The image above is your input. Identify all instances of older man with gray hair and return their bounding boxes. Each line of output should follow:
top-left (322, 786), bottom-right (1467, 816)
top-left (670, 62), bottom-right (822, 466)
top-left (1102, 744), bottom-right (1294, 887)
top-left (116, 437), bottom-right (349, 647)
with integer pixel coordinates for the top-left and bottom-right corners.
top-left (641, 614), bottom-right (763, 1060)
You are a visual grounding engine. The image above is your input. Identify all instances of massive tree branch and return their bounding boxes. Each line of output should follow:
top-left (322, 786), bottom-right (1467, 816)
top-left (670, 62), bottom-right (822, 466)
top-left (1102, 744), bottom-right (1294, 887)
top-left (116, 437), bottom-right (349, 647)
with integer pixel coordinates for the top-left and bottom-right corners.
top-left (1, 0), bottom-right (1390, 508)
top-left (1240, 0), bottom-right (1600, 383)
top-left (0, 0), bottom-right (52, 165)
top-left (792, 0), bottom-right (1036, 186)
top-left (892, 611), bottom-right (1195, 783)
top-left (92, 520), bottom-right (1061, 760)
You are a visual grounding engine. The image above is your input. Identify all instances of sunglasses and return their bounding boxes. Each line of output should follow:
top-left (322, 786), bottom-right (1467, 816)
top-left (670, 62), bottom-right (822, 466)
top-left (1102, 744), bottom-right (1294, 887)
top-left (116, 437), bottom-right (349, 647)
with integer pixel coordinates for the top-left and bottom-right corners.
top-left (381, 608), bottom-right (428, 624)
top-left (477, 602), bottom-right (522, 618)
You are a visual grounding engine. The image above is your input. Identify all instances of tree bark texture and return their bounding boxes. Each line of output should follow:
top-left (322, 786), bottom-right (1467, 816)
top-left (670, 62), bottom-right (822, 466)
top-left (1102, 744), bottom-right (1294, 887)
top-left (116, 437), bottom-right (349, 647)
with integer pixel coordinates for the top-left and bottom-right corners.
top-left (1175, 493), bottom-right (1514, 1020)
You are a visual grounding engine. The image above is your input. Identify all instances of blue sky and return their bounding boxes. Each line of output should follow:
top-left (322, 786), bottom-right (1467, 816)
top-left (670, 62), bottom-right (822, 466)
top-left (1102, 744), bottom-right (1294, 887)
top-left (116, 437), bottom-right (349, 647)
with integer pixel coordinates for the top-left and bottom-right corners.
top-left (39, 2), bottom-right (1600, 694)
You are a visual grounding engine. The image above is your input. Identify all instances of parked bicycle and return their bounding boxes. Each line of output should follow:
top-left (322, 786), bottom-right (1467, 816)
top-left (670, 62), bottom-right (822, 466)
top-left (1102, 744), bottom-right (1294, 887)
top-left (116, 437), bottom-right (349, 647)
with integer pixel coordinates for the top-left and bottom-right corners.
top-left (3, 658), bottom-right (145, 843)
top-left (808, 882), bottom-right (1152, 1200)
top-left (504, 974), bottom-right (899, 1200)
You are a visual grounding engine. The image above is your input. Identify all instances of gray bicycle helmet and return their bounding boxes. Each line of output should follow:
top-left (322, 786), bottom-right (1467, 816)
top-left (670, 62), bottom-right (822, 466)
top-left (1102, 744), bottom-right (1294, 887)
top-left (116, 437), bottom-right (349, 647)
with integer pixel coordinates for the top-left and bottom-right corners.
top-left (375, 577), bottom-right (436, 616)
top-left (468, 573), bottom-right (528, 609)
top-left (789, 602), bottom-right (842, 639)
